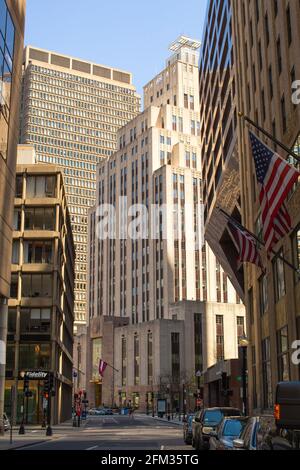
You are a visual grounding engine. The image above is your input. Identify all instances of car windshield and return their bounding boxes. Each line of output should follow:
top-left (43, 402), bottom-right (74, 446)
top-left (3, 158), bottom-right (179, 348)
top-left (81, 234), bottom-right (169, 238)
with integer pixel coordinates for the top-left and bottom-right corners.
top-left (204, 410), bottom-right (223, 425)
top-left (222, 420), bottom-right (245, 437)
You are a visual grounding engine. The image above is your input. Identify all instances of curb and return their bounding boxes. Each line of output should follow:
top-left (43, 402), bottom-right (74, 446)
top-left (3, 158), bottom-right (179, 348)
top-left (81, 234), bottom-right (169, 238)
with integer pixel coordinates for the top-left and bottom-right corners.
top-left (1, 439), bottom-right (47, 451)
top-left (150, 416), bottom-right (183, 427)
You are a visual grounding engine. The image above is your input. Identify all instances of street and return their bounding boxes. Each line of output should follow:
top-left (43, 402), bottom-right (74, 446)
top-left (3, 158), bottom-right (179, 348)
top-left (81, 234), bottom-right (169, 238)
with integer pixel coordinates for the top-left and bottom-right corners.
top-left (15, 415), bottom-right (189, 451)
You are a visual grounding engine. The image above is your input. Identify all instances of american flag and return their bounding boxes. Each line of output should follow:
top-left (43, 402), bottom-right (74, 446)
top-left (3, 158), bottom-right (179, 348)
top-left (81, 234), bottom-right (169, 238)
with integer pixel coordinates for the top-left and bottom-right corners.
top-left (249, 131), bottom-right (300, 252)
top-left (230, 222), bottom-right (263, 269)
top-left (99, 359), bottom-right (108, 377)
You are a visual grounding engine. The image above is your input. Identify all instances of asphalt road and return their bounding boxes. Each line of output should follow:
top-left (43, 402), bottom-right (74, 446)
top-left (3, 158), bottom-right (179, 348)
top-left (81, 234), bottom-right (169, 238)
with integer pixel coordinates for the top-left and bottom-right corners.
top-left (19, 415), bottom-right (191, 450)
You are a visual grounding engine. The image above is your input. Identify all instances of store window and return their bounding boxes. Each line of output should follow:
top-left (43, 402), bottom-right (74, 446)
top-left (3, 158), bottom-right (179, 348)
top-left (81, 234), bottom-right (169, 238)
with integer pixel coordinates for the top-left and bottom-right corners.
top-left (277, 326), bottom-right (290, 382)
top-left (19, 343), bottom-right (50, 370)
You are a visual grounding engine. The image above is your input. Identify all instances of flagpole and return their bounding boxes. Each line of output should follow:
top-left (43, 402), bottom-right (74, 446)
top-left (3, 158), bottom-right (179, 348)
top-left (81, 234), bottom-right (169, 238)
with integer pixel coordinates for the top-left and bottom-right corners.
top-left (103, 361), bottom-right (119, 373)
top-left (238, 112), bottom-right (300, 163)
top-left (218, 207), bottom-right (300, 275)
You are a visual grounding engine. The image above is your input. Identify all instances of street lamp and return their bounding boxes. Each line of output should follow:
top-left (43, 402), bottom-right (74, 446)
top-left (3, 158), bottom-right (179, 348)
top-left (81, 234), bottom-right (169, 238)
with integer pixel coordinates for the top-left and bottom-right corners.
top-left (239, 334), bottom-right (249, 416)
top-left (182, 381), bottom-right (186, 421)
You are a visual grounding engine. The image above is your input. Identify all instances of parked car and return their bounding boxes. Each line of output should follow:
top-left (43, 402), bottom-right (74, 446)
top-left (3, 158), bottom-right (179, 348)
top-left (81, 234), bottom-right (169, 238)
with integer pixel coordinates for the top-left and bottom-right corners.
top-left (233, 415), bottom-right (293, 450)
top-left (209, 416), bottom-right (249, 450)
top-left (192, 407), bottom-right (242, 450)
top-left (3, 413), bottom-right (10, 431)
top-left (104, 408), bottom-right (114, 415)
top-left (183, 414), bottom-right (195, 445)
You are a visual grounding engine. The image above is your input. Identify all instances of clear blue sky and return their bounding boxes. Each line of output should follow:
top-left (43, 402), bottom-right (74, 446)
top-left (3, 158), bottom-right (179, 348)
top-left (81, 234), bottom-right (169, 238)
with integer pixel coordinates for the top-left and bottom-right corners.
top-left (25, 0), bottom-right (208, 97)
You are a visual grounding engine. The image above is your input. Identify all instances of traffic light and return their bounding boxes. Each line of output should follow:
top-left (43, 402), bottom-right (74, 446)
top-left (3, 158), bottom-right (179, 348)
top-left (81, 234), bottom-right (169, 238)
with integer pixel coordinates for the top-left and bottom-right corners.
top-left (43, 375), bottom-right (50, 394)
top-left (24, 375), bottom-right (29, 392)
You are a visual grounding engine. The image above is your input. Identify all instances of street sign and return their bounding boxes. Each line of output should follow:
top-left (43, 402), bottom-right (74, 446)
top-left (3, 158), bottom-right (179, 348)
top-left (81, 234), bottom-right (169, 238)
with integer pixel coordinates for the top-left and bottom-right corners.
top-left (196, 370), bottom-right (201, 377)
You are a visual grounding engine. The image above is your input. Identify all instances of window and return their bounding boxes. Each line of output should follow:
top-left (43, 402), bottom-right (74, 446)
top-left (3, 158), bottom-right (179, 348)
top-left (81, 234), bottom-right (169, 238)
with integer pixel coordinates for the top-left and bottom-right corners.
top-left (185, 151), bottom-right (190, 167)
top-left (24, 207), bottom-right (55, 230)
top-left (13, 209), bottom-right (21, 231)
top-left (184, 94), bottom-right (188, 108)
top-left (171, 332), bottom-right (180, 381)
top-left (10, 273), bottom-right (18, 298)
top-left (248, 287), bottom-right (254, 324)
top-left (189, 95), bottom-right (194, 110)
top-left (264, 13), bottom-right (269, 45)
top-left (121, 336), bottom-right (126, 386)
top-left (237, 316), bottom-right (245, 344)
top-left (26, 176), bottom-right (56, 198)
top-left (172, 115), bottom-right (177, 131)
top-left (277, 37), bottom-right (282, 74)
top-left (268, 66), bottom-right (273, 99)
top-left (216, 315), bottom-right (224, 361)
top-left (273, 250), bottom-right (286, 301)
top-left (286, 5), bottom-right (292, 46)
top-left (19, 343), bottom-right (50, 370)
top-left (277, 326), bottom-right (290, 381)
top-left (262, 337), bottom-right (273, 409)
top-left (194, 313), bottom-right (203, 373)
top-left (147, 332), bottom-right (153, 385)
top-left (281, 94), bottom-right (286, 133)
top-left (20, 307), bottom-right (51, 333)
top-left (11, 240), bottom-right (19, 264)
top-left (21, 274), bottom-right (53, 297)
top-left (259, 274), bottom-right (268, 315)
top-left (134, 334), bottom-right (140, 385)
top-left (0, 0), bottom-right (15, 161)
top-left (15, 176), bottom-right (23, 198)
top-left (23, 240), bottom-right (53, 264)
top-left (7, 308), bottom-right (16, 332)
top-left (292, 226), bottom-right (300, 283)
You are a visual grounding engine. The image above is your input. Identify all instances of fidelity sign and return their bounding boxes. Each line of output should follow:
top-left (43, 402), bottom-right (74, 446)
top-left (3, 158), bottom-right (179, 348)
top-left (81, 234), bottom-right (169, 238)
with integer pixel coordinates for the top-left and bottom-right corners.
top-left (22, 371), bottom-right (49, 380)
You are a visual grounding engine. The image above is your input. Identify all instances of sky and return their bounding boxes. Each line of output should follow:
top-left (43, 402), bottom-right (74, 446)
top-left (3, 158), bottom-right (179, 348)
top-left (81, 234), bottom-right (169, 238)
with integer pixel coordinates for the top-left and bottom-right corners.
top-left (25, 0), bottom-right (208, 98)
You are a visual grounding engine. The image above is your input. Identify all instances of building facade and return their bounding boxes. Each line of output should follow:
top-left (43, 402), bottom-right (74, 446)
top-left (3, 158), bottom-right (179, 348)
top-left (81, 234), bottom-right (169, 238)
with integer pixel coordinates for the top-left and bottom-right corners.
top-left (19, 46), bottom-right (140, 388)
top-left (199, 0), bottom-right (244, 300)
top-left (5, 145), bottom-right (75, 424)
top-left (0, 0), bottom-right (26, 435)
top-left (87, 38), bottom-right (245, 408)
top-left (231, 0), bottom-right (300, 414)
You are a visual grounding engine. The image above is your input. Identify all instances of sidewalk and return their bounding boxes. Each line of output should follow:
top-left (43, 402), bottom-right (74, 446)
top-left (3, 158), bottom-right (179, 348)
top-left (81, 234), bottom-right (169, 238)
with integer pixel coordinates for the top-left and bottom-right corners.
top-left (0, 418), bottom-right (89, 450)
top-left (149, 414), bottom-right (184, 426)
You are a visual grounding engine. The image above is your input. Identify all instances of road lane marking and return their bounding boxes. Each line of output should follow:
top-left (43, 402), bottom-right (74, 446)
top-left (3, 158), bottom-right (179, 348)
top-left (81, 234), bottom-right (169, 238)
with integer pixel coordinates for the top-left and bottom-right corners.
top-left (86, 445), bottom-right (99, 450)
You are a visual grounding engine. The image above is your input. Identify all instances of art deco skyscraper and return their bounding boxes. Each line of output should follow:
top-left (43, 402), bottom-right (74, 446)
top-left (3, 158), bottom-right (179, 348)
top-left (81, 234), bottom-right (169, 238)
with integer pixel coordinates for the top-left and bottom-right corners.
top-left (20, 47), bottom-right (140, 335)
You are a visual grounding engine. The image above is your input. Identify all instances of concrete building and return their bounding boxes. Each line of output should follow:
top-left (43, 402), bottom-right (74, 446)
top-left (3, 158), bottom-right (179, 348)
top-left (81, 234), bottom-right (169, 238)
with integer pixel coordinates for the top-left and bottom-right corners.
top-left (0, 0), bottom-right (26, 435)
top-left (19, 46), bottom-right (140, 388)
top-left (199, 0), bottom-right (244, 300)
top-left (5, 145), bottom-right (75, 424)
top-left (86, 38), bottom-right (245, 409)
top-left (231, 0), bottom-right (300, 414)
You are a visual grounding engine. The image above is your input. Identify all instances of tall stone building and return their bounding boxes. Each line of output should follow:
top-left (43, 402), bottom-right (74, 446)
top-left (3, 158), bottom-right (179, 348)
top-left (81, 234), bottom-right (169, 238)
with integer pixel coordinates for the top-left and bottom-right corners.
top-left (199, 0), bottom-right (243, 300)
top-left (5, 145), bottom-right (75, 424)
top-left (20, 46), bottom-right (140, 389)
top-left (231, 0), bottom-right (300, 414)
top-left (0, 0), bottom-right (26, 435)
top-left (87, 38), bottom-right (245, 410)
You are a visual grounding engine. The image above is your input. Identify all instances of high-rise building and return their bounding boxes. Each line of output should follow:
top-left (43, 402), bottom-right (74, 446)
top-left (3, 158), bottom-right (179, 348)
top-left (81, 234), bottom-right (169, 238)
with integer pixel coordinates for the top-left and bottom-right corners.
top-left (199, 0), bottom-right (243, 300)
top-left (0, 0), bottom-right (25, 435)
top-left (20, 46), bottom-right (140, 387)
top-left (231, 0), bottom-right (300, 414)
top-left (86, 37), bottom-right (245, 409)
top-left (5, 145), bottom-right (75, 425)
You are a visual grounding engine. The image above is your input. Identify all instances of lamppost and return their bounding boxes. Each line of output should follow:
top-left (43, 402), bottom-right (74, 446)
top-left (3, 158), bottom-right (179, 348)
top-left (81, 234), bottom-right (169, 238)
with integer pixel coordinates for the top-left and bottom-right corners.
top-left (182, 381), bottom-right (186, 421)
top-left (195, 370), bottom-right (202, 411)
top-left (151, 391), bottom-right (155, 418)
top-left (239, 334), bottom-right (249, 416)
top-left (166, 384), bottom-right (170, 421)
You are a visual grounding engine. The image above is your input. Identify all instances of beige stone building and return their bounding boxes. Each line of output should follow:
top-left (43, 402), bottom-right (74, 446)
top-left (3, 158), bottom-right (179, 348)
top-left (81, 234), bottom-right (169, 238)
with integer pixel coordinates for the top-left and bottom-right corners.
top-left (19, 46), bottom-right (140, 389)
top-left (231, 0), bottom-right (300, 413)
top-left (0, 0), bottom-right (26, 435)
top-left (5, 145), bottom-right (75, 424)
top-left (86, 38), bottom-right (245, 409)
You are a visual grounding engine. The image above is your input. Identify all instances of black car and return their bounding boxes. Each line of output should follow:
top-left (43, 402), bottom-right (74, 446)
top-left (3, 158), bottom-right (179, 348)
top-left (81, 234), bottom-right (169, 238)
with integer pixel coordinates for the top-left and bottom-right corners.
top-left (209, 416), bottom-right (248, 450)
top-left (183, 414), bottom-right (195, 445)
top-left (192, 407), bottom-right (242, 450)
